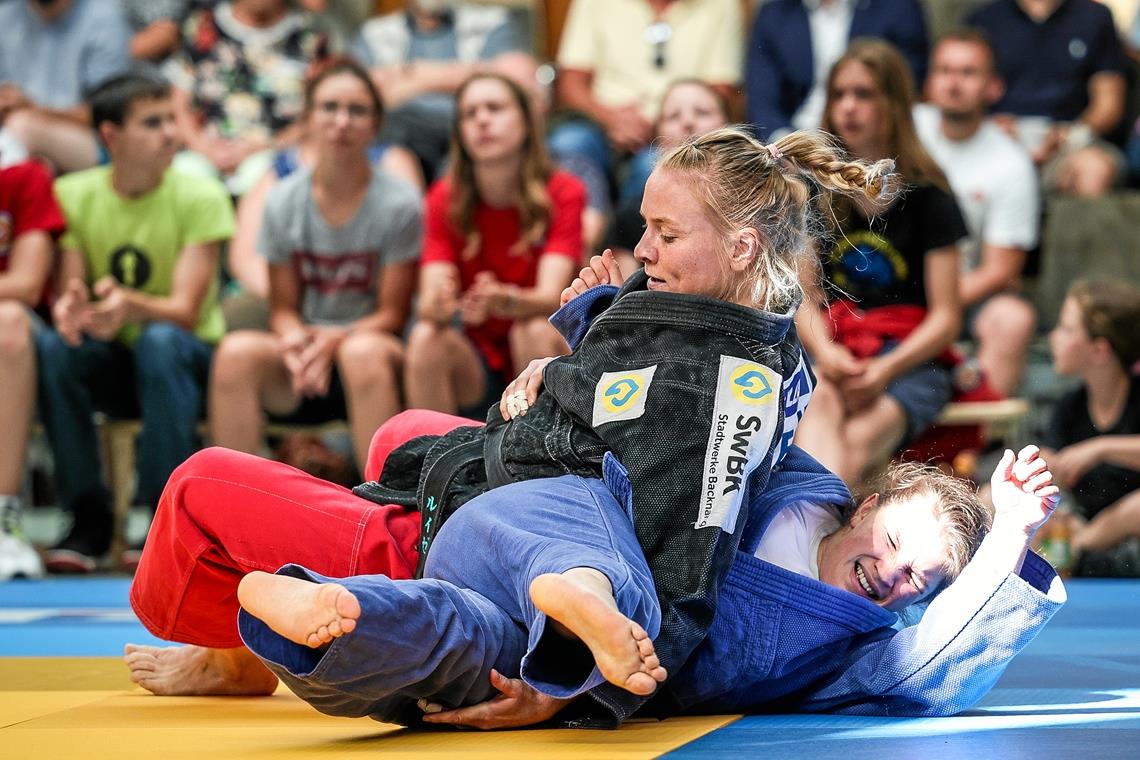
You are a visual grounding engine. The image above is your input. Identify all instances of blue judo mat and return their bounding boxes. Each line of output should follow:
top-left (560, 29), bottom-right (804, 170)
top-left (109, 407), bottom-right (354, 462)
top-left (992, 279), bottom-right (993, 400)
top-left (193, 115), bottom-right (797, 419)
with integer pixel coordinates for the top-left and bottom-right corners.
top-left (2, 577), bottom-right (1138, 758)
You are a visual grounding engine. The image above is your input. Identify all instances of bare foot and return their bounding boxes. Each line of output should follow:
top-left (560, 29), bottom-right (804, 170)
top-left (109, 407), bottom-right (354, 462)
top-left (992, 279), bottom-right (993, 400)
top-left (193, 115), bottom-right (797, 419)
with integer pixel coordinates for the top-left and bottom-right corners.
top-left (123, 644), bottom-right (278, 696)
top-left (237, 571), bottom-right (361, 648)
top-left (530, 569), bottom-right (667, 696)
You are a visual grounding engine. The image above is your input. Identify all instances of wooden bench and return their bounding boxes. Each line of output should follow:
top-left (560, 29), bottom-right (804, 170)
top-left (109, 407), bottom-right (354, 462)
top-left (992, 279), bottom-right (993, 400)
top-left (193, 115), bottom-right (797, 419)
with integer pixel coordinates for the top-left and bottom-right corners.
top-left (934, 398), bottom-right (1031, 442)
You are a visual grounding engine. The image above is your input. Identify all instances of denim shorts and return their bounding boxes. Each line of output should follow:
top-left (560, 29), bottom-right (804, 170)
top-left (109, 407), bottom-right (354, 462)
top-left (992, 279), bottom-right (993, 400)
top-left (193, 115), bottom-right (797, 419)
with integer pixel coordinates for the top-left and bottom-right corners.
top-left (884, 360), bottom-right (953, 443)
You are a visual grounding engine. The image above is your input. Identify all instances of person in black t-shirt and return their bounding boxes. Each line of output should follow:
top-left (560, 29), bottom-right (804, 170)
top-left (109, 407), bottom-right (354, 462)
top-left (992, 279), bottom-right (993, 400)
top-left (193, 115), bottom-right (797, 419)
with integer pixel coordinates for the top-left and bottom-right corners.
top-left (1043, 281), bottom-right (1140, 576)
top-left (794, 39), bottom-right (966, 487)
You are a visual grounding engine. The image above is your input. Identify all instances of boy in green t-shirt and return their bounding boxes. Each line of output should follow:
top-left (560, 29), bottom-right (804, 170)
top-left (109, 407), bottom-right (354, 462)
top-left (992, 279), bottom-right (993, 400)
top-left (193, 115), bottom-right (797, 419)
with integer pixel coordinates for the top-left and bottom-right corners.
top-left (35, 72), bottom-right (235, 573)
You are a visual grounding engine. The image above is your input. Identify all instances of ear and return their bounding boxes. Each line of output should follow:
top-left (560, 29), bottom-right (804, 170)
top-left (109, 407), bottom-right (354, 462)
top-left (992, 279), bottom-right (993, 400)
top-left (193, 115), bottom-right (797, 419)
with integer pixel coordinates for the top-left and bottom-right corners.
top-left (984, 74), bottom-right (1004, 107)
top-left (1089, 336), bottom-right (1116, 366)
top-left (97, 122), bottom-right (116, 151)
top-left (852, 494), bottom-right (880, 525)
top-left (728, 227), bottom-right (762, 272)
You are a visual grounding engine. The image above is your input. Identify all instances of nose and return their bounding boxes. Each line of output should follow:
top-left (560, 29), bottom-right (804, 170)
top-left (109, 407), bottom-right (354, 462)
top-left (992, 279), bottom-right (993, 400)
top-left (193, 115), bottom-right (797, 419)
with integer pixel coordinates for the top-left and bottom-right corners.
top-left (633, 230), bottom-right (655, 264)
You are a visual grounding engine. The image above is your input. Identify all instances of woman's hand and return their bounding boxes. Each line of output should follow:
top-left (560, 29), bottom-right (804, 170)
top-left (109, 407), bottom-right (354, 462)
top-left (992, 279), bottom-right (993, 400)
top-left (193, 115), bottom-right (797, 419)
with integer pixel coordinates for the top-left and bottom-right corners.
top-left (812, 342), bottom-right (866, 386)
top-left (560, 249), bottom-right (625, 305)
top-left (989, 445), bottom-right (1061, 539)
top-left (419, 669), bottom-right (571, 730)
top-left (838, 356), bottom-right (889, 412)
top-left (499, 356), bottom-right (556, 420)
top-left (418, 267), bottom-right (461, 325)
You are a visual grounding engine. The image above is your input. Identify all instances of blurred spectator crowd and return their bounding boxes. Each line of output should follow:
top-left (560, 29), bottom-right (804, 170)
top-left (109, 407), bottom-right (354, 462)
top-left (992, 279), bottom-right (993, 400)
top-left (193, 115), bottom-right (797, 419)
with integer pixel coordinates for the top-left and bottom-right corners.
top-left (0, 0), bottom-right (1137, 581)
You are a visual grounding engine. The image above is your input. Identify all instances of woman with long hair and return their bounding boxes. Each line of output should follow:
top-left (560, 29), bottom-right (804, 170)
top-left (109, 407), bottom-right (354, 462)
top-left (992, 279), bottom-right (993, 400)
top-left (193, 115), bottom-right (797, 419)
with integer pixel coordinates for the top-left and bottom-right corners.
top-left (794, 38), bottom-right (967, 486)
top-left (404, 73), bottom-right (585, 416)
top-left (208, 57), bottom-right (422, 470)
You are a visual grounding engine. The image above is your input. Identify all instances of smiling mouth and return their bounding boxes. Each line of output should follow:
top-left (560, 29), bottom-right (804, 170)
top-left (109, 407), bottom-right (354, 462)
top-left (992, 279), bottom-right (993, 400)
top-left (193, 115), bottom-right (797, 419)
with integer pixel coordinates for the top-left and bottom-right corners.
top-left (855, 562), bottom-right (881, 600)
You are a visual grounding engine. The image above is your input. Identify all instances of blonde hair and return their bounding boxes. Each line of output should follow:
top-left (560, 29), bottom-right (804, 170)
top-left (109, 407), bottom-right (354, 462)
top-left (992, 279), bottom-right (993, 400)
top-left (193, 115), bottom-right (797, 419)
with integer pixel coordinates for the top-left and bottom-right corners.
top-left (855, 461), bottom-right (991, 581)
top-left (821, 38), bottom-right (950, 190)
top-left (656, 126), bottom-right (898, 312)
top-left (448, 73), bottom-right (552, 259)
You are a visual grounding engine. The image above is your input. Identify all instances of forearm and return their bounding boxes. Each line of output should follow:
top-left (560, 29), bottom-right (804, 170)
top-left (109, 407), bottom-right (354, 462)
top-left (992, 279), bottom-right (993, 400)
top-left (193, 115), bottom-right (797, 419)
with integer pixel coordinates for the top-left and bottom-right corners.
top-left (1097, 435), bottom-right (1140, 470)
top-left (269, 307), bottom-right (307, 338)
top-left (959, 262), bottom-right (1019, 307)
top-left (876, 308), bottom-right (959, 380)
top-left (23, 103), bottom-right (91, 128)
top-left (118, 290), bottom-right (202, 331)
top-left (346, 307), bottom-right (407, 338)
top-left (499, 283), bottom-right (562, 320)
top-left (556, 71), bottom-right (611, 124)
top-left (1079, 74), bottom-right (1126, 136)
top-left (130, 20), bottom-right (180, 61)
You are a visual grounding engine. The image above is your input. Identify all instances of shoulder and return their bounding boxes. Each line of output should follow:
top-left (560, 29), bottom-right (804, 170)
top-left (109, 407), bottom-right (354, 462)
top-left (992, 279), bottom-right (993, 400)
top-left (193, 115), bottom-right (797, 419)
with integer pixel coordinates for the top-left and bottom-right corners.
top-left (4, 161), bottom-right (53, 193)
top-left (976, 122), bottom-right (1037, 177)
top-left (53, 166), bottom-right (108, 202)
top-left (81, 0), bottom-right (128, 24)
top-left (359, 10), bottom-right (406, 43)
top-left (165, 169), bottom-right (230, 204)
top-left (371, 169), bottom-right (422, 212)
top-left (455, 5), bottom-right (511, 29)
top-left (265, 167), bottom-right (312, 211)
top-left (425, 178), bottom-right (453, 208)
top-left (548, 170), bottom-right (587, 204)
top-left (967, 0), bottom-right (1011, 25)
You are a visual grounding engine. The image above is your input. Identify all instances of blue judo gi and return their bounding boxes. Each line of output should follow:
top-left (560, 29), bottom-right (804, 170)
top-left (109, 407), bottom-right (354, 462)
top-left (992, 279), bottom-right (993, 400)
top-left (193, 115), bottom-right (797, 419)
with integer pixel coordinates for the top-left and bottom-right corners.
top-left (238, 446), bottom-right (1065, 725)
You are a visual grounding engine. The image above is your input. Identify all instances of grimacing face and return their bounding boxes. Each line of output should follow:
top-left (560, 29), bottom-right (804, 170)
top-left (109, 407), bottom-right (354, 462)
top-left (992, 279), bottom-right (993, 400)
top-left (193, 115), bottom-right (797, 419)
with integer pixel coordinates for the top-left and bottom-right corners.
top-left (817, 491), bottom-right (951, 612)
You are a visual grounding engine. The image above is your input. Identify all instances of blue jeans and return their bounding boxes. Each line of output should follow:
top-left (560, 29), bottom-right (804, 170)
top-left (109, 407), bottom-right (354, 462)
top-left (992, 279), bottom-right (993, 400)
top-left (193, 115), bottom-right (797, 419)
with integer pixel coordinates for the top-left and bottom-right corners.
top-left (35, 321), bottom-right (213, 514)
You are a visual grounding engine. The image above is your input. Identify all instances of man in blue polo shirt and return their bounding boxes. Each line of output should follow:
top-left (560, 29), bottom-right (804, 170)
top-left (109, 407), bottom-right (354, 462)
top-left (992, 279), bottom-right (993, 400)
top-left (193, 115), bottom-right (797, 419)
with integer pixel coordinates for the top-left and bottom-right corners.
top-left (968, 0), bottom-right (1127, 197)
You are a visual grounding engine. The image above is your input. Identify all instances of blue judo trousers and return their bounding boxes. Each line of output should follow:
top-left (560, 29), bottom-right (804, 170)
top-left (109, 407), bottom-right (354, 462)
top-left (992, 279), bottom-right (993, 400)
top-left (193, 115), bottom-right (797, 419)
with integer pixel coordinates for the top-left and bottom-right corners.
top-left (238, 455), bottom-right (662, 727)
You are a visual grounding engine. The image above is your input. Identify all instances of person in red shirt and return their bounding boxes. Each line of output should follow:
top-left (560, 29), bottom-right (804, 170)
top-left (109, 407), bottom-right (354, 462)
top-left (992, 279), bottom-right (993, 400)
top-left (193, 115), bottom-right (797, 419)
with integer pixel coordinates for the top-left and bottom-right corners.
top-left (405, 72), bottom-right (585, 417)
top-left (0, 160), bottom-right (66, 579)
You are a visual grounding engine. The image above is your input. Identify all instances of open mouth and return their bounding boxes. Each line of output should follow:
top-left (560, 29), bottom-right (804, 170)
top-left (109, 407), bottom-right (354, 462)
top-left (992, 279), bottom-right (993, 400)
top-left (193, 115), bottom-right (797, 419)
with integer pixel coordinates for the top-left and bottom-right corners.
top-left (646, 275), bottom-right (666, 289)
top-left (855, 562), bottom-right (880, 601)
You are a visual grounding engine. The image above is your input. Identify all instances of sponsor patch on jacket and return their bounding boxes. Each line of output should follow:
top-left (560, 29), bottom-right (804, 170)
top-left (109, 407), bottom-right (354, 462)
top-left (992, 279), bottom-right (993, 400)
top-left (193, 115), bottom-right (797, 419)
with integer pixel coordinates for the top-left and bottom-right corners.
top-left (592, 365), bottom-right (658, 427)
top-left (698, 356), bottom-right (781, 532)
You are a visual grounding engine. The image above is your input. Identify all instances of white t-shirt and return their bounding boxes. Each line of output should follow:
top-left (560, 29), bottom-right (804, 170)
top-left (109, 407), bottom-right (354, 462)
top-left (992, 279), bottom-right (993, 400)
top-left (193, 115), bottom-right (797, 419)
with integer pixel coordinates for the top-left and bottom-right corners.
top-left (753, 500), bottom-right (841, 579)
top-left (790, 0), bottom-right (855, 134)
top-left (913, 103), bottom-right (1040, 272)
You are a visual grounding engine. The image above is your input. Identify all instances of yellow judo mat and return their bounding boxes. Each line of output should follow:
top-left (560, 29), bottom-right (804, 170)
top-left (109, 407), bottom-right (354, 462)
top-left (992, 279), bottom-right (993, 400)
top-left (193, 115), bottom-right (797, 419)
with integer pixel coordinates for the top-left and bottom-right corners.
top-left (0, 658), bottom-right (739, 759)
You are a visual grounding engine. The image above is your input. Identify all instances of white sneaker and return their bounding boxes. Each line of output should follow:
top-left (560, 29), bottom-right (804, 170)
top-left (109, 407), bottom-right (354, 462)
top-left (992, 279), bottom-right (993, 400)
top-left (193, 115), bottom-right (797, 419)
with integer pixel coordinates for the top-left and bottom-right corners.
top-left (0, 531), bottom-right (45, 580)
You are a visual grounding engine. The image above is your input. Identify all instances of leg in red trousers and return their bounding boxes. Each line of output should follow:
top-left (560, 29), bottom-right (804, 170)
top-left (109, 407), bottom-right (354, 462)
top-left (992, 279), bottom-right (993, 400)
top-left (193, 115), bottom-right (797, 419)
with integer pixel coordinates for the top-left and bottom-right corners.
top-left (125, 410), bottom-right (478, 696)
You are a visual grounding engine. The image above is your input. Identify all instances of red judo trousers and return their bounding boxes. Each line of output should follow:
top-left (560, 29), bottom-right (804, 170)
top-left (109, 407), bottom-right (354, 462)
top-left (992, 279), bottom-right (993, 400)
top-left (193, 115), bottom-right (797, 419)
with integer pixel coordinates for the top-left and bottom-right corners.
top-left (129, 410), bottom-right (478, 648)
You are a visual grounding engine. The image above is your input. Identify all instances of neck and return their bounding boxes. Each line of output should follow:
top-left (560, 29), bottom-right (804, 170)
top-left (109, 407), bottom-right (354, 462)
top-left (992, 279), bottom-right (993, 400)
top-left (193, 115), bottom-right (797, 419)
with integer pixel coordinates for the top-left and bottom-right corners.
top-left (110, 160), bottom-right (164, 198)
top-left (313, 149), bottom-right (371, 192)
top-left (232, 1), bottom-right (286, 28)
top-left (1019, 0), bottom-right (1061, 21)
top-left (939, 110), bottom-right (984, 142)
top-left (473, 156), bottom-right (522, 208)
top-left (1084, 362), bottom-right (1131, 413)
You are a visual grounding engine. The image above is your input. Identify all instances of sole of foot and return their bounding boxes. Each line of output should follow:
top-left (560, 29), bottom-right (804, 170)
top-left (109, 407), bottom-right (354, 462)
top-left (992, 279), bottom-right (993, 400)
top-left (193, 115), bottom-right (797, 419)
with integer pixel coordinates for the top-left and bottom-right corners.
top-left (237, 571), bottom-right (362, 649)
top-left (530, 572), bottom-right (666, 696)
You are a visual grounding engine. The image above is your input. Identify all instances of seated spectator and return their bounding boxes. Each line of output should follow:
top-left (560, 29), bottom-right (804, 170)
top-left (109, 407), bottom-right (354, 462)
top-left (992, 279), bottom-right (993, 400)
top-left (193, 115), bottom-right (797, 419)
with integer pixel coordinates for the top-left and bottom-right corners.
top-left (164, 0), bottom-right (329, 195)
top-left (607, 79), bottom-right (730, 274)
top-left (0, 0), bottom-right (132, 174)
top-left (1043, 281), bottom-right (1140, 576)
top-left (209, 58), bottom-right (421, 471)
top-left (746, 0), bottom-right (928, 141)
top-left (794, 39), bottom-right (965, 486)
top-left (0, 160), bottom-right (66, 580)
top-left (550, 0), bottom-right (741, 230)
top-left (226, 61), bottom-right (423, 331)
top-left (968, 0), bottom-right (1128, 197)
top-left (405, 73), bottom-right (583, 417)
top-left (37, 73), bottom-right (235, 573)
top-left (354, 0), bottom-right (537, 183)
top-left (915, 30), bottom-right (1040, 396)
